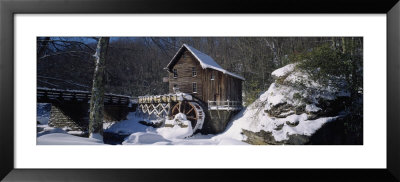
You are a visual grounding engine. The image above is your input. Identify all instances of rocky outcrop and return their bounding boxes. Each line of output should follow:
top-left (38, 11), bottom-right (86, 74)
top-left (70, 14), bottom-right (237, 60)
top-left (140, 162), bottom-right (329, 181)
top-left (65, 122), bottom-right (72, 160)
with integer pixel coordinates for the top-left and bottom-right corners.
top-left (243, 129), bottom-right (310, 145)
top-left (243, 113), bottom-right (363, 145)
top-left (235, 63), bottom-right (358, 145)
top-left (266, 96), bottom-right (351, 119)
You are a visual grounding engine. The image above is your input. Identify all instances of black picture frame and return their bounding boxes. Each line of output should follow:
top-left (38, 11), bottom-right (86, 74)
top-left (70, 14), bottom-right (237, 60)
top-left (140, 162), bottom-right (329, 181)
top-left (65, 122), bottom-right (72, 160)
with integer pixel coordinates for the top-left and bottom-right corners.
top-left (1, 0), bottom-right (399, 181)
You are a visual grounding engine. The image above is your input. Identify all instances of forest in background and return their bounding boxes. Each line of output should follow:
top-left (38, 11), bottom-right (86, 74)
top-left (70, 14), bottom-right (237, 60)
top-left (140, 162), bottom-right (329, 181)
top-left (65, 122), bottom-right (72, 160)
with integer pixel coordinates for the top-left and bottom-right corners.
top-left (37, 37), bottom-right (363, 105)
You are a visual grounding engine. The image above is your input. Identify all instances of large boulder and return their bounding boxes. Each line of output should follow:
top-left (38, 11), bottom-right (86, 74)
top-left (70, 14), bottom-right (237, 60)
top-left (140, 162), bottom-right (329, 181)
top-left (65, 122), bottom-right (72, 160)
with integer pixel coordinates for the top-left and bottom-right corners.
top-left (224, 63), bottom-right (359, 145)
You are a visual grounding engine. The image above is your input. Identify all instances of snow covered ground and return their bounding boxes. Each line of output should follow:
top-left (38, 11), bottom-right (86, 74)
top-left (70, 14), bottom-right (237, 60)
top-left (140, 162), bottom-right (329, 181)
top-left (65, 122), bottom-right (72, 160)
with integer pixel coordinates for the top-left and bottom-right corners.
top-left (37, 124), bottom-right (103, 145)
top-left (106, 112), bottom-right (249, 145)
top-left (36, 102), bottom-right (338, 145)
top-left (37, 133), bottom-right (103, 145)
top-left (36, 110), bottom-right (249, 145)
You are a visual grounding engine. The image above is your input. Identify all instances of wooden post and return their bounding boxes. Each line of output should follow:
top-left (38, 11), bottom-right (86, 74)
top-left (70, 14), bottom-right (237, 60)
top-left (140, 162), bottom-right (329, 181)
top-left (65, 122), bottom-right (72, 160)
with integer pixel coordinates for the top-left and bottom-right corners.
top-left (178, 101), bottom-right (182, 113)
top-left (167, 102), bottom-right (172, 119)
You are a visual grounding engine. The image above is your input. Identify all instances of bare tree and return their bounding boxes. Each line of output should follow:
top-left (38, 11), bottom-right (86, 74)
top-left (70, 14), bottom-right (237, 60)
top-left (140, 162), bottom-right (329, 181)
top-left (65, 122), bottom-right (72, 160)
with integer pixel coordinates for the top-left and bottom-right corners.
top-left (88, 37), bottom-right (110, 140)
top-left (37, 37), bottom-right (96, 60)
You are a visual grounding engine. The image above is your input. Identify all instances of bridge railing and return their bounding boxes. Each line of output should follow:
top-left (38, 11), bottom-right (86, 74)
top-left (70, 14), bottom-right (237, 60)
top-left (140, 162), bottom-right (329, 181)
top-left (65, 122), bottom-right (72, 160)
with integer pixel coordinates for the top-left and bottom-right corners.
top-left (37, 87), bottom-right (132, 105)
top-left (138, 93), bottom-right (193, 104)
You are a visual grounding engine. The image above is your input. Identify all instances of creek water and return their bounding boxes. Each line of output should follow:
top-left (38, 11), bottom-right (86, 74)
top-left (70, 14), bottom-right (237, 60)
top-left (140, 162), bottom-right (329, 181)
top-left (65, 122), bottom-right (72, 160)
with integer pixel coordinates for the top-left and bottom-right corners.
top-left (103, 132), bottom-right (130, 145)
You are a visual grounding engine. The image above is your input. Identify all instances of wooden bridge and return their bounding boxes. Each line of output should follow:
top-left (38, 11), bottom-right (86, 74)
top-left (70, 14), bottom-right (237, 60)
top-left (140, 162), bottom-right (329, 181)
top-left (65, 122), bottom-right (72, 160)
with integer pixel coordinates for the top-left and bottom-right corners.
top-left (37, 87), bottom-right (133, 106)
top-left (37, 76), bottom-right (136, 132)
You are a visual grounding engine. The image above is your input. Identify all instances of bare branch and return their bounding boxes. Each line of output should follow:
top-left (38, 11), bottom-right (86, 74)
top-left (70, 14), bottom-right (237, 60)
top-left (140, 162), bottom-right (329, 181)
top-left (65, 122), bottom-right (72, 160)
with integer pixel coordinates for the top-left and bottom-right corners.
top-left (39, 51), bottom-right (93, 60)
top-left (38, 39), bottom-right (96, 52)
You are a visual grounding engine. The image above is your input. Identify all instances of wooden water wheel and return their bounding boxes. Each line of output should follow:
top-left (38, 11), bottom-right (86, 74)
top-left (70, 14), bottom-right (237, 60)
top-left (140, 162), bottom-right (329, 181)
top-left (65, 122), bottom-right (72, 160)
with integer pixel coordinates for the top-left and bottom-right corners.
top-left (171, 101), bottom-right (204, 131)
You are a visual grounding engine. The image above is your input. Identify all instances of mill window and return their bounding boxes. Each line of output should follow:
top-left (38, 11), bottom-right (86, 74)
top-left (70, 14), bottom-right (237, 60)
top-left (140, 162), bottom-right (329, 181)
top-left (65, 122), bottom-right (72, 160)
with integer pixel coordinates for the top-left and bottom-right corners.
top-left (192, 67), bottom-right (197, 77)
top-left (211, 72), bottom-right (215, 80)
top-left (192, 82), bottom-right (197, 93)
top-left (173, 69), bottom-right (178, 78)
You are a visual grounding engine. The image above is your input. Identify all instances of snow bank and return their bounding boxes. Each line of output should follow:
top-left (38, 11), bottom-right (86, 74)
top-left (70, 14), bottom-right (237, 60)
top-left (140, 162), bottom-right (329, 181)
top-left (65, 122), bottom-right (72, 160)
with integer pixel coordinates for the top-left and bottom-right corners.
top-left (37, 125), bottom-right (103, 145)
top-left (117, 112), bottom-right (248, 145)
top-left (157, 125), bottom-right (192, 140)
top-left (122, 132), bottom-right (171, 145)
top-left (67, 131), bottom-right (86, 136)
top-left (37, 125), bottom-right (67, 137)
top-left (37, 133), bottom-right (103, 145)
top-left (109, 112), bottom-right (194, 144)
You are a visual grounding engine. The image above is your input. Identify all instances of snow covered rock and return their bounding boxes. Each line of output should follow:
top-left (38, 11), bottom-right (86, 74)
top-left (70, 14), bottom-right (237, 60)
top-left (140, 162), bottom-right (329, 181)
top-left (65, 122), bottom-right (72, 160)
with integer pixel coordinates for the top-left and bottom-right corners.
top-left (224, 63), bottom-right (352, 145)
top-left (271, 63), bottom-right (297, 80)
top-left (264, 63), bottom-right (350, 119)
top-left (164, 113), bottom-right (190, 128)
top-left (161, 113), bottom-right (193, 139)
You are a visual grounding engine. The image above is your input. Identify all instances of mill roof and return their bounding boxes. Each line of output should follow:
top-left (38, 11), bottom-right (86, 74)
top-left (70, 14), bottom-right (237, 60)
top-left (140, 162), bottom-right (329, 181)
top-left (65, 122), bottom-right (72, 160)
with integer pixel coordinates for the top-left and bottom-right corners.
top-left (165, 44), bottom-right (245, 81)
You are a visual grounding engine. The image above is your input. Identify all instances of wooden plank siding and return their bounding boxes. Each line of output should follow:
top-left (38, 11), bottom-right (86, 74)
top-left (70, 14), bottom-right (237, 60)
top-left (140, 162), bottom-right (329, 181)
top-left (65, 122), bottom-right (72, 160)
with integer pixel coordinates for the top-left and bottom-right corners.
top-left (200, 68), bottom-right (242, 103)
top-left (168, 51), bottom-right (203, 100)
top-left (167, 50), bottom-right (243, 104)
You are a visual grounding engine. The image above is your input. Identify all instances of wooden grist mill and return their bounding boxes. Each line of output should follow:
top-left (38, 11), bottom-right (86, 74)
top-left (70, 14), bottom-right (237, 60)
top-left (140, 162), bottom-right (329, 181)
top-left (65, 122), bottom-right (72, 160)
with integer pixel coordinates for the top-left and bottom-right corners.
top-left (138, 44), bottom-right (245, 134)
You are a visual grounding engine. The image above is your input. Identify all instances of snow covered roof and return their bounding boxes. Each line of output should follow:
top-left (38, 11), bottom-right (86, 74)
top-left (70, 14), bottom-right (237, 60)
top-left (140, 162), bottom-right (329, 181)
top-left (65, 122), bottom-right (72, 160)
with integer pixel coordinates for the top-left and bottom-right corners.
top-left (165, 44), bottom-right (245, 81)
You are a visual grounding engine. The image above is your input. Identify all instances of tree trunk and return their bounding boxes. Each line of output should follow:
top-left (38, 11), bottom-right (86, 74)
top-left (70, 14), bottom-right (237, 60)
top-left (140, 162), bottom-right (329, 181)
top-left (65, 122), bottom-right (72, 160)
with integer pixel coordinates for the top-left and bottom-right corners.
top-left (331, 37), bottom-right (336, 49)
top-left (341, 37), bottom-right (346, 53)
top-left (37, 37), bottom-right (50, 60)
top-left (350, 37), bottom-right (358, 99)
top-left (265, 38), bottom-right (280, 67)
top-left (88, 37), bottom-right (110, 140)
